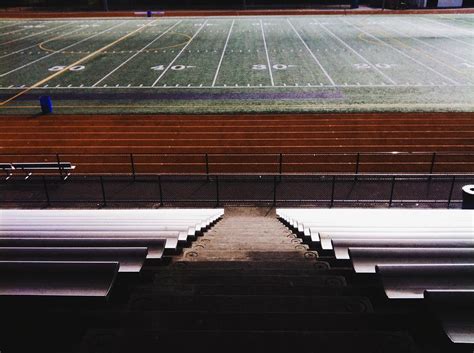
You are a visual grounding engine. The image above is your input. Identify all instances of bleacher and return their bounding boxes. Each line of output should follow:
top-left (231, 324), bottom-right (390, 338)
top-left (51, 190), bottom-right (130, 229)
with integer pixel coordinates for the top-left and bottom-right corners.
top-left (0, 208), bottom-right (223, 297)
top-left (278, 208), bottom-right (474, 346)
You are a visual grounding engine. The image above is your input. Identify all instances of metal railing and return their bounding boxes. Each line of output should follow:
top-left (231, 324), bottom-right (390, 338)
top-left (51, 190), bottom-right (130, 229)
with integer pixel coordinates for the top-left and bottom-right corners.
top-left (1, 151), bottom-right (474, 178)
top-left (1, 173), bottom-right (471, 208)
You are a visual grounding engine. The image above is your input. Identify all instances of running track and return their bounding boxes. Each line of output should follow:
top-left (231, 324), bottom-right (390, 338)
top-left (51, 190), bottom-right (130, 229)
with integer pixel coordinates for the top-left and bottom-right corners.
top-left (1, 112), bottom-right (473, 174)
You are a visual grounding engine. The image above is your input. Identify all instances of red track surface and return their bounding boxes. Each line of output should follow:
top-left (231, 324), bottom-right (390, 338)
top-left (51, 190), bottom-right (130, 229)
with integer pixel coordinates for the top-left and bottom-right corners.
top-left (1, 112), bottom-right (473, 175)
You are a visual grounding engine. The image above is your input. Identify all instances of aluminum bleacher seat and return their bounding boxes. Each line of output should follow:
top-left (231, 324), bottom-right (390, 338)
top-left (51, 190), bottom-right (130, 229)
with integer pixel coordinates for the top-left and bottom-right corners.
top-left (350, 248), bottom-right (474, 273)
top-left (332, 239), bottom-right (474, 260)
top-left (0, 261), bottom-right (118, 297)
top-left (0, 237), bottom-right (167, 259)
top-left (0, 208), bottom-right (224, 298)
top-left (424, 290), bottom-right (474, 344)
top-left (277, 207), bottom-right (474, 349)
top-left (377, 264), bottom-right (474, 299)
top-left (0, 247), bottom-right (148, 273)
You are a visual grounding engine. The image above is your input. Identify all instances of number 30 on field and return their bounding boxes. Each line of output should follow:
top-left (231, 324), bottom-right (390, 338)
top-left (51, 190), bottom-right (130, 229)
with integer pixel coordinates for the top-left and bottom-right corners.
top-left (48, 65), bottom-right (85, 72)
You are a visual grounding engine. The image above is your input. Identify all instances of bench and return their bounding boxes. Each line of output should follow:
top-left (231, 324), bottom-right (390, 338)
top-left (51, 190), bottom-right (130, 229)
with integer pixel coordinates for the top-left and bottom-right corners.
top-left (0, 163), bottom-right (14, 180)
top-left (5, 162), bottom-right (76, 180)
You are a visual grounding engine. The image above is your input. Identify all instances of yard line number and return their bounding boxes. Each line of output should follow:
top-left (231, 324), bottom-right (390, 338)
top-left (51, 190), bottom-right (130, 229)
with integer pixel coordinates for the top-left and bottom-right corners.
top-left (48, 65), bottom-right (85, 72)
top-left (151, 65), bottom-right (195, 71)
top-left (354, 63), bottom-right (396, 69)
top-left (252, 64), bottom-right (296, 70)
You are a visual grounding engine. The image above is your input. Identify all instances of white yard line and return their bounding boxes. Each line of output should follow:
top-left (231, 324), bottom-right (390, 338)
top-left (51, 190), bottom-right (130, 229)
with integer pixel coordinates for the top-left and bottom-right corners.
top-left (92, 20), bottom-right (182, 87)
top-left (420, 16), bottom-right (474, 35)
top-left (1, 83), bottom-right (469, 90)
top-left (0, 21), bottom-right (126, 78)
top-left (398, 17), bottom-right (474, 49)
top-left (0, 22), bottom-right (71, 46)
top-left (0, 22), bottom-right (21, 30)
top-left (260, 20), bottom-right (275, 86)
top-left (342, 18), bottom-right (459, 85)
top-left (151, 20), bottom-right (208, 87)
top-left (260, 19), bottom-right (275, 87)
top-left (0, 26), bottom-right (84, 60)
top-left (387, 19), bottom-right (474, 64)
top-left (0, 27), bottom-right (29, 37)
top-left (318, 23), bottom-right (397, 85)
top-left (286, 18), bottom-right (335, 86)
top-left (211, 19), bottom-right (235, 87)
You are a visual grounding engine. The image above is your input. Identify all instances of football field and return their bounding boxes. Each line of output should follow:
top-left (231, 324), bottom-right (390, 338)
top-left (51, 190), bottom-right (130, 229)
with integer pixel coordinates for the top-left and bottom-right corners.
top-left (0, 14), bottom-right (473, 114)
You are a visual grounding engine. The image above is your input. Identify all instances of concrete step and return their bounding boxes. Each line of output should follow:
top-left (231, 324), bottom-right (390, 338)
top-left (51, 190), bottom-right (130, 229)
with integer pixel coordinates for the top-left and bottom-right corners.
top-left (152, 274), bottom-right (347, 287)
top-left (127, 294), bottom-right (374, 313)
top-left (80, 329), bottom-right (421, 353)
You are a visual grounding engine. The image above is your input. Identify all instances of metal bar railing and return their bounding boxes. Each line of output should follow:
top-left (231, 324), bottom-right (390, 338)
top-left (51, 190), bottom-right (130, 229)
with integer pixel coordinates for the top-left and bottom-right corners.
top-left (2, 173), bottom-right (470, 208)
top-left (1, 152), bottom-right (474, 177)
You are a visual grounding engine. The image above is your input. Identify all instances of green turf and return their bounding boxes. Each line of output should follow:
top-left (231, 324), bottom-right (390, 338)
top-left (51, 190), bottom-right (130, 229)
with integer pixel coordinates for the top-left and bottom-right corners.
top-left (0, 14), bottom-right (473, 114)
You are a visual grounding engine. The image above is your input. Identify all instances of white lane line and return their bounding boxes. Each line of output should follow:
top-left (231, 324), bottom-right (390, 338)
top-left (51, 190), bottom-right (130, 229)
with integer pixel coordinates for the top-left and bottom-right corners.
top-left (260, 19), bottom-right (274, 87)
top-left (152, 20), bottom-right (208, 87)
top-left (2, 83), bottom-right (468, 90)
top-left (286, 18), bottom-right (335, 86)
top-left (396, 17), bottom-right (474, 49)
top-left (318, 23), bottom-right (396, 85)
top-left (386, 19), bottom-right (474, 65)
top-left (92, 20), bottom-right (182, 87)
top-left (0, 21), bottom-right (126, 78)
top-left (341, 18), bottom-right (459, 85)
top-left (420, 16), bottom-right (474, 35)
top-left (211, 19), bottom-right (235, 87)
top-left (0, 22), bottom-right (70, 46)
top-left (0, 26), bottom-right (84, 60)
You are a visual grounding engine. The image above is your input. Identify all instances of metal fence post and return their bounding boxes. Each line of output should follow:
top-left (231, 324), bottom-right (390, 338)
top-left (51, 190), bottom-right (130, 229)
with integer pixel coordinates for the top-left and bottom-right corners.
top-left (447, 175), bottom-right (456, 208)
top-left (273, 175), bottom-right (277, 206)
top-left (389, 176), bottom-right (396, 207)
top-left (158, 175), bottom-right (163, 206)
top-left (42, 176), bottom-right (50, 207)
top-left (429, 152), bottom-right (436, 180)
top-left (56, 153), bottom-right (63, 180)
top-left (330, 176), bottom-right (336, 208)
top-left (130, 153), bottom-right (136, 181)
top-left (205, 153), bottom-right (210, 181)
top-left (100, 176), bottom-right (107, 207)
top-left (215, 175), bottom-right (220, 207)
top-left (355, 152), bottom-right (360, 178)
top-left (279, 153), bottom-right (283, 181)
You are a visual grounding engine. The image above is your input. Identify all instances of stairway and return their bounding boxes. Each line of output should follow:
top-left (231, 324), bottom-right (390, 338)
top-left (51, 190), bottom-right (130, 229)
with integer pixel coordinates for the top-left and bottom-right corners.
top-left (80, 207), bottom-right (420, 353)
top-left (1, 207), bottom-right (467, 353)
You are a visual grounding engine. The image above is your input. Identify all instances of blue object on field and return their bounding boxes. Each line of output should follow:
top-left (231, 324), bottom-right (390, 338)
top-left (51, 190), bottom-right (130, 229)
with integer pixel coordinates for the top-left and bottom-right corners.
top-left (40, 96), bottom-right (53, 114)
top-left (147, 10), bottom-right (152, 17)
